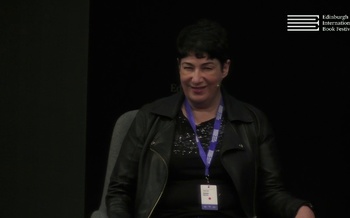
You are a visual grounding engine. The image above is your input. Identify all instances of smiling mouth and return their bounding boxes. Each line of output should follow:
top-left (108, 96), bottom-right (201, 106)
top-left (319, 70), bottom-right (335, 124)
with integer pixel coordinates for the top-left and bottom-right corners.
top-left (191, 86), bottom-right (205, 93)
top-left (191, 86), bottom-right (205, 90)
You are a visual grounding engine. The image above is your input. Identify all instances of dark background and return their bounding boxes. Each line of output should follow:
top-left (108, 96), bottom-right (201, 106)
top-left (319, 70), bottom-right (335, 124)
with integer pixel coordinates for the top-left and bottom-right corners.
top-left (1, 0), bottom-right (88, 217)
top-left (1, 0), bottom-right (349, 218)
top-left (87, 1), bottom-right (349, 218)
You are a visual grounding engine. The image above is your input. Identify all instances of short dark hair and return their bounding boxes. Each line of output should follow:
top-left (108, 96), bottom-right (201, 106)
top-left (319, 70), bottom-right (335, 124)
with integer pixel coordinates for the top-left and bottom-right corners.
top-left (176, 18), bottom-right (230, 66)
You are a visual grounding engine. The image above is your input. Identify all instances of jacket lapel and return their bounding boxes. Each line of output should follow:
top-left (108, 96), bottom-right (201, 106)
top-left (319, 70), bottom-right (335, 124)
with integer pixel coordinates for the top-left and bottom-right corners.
top-left (221, 122), bottom-right (256, 217)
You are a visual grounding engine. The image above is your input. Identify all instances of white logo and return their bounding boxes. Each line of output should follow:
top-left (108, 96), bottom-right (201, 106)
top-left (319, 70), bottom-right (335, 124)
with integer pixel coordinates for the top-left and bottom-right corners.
top-left (287, 15), bottom-right (319, 31)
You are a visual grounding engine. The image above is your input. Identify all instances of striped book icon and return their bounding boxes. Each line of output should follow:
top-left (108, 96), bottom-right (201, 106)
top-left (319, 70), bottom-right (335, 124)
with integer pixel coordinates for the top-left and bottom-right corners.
top-left (287, 15), bottom-right (319, 31)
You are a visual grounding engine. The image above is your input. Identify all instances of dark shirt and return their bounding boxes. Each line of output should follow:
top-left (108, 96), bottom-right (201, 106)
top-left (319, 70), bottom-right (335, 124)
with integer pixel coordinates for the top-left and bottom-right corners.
top-left (151, 111), bottom-right (246, 218)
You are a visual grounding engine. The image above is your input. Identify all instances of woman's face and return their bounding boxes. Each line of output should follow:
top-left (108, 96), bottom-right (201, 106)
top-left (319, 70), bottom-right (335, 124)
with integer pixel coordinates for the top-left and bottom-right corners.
top-left (179, 53), bottom-right (230, 108)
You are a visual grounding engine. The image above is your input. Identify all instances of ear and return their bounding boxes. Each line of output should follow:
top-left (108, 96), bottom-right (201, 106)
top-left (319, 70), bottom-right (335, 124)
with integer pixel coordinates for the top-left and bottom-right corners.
top-left (177, 58), bottom-right (181, 71)
top-left (222, 59), bottom-right (231, 78)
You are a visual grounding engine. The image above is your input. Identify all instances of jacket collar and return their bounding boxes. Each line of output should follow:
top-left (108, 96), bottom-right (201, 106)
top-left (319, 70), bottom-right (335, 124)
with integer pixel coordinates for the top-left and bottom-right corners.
top-left (221, 88), bottom-right (254, 123)
top-left (146, 88), bottom-right (254, 123)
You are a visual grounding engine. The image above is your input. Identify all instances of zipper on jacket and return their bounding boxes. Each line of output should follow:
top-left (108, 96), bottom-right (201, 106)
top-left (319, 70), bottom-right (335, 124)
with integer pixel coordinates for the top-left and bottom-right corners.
top-left (146, 145), bottom-right (168, 218)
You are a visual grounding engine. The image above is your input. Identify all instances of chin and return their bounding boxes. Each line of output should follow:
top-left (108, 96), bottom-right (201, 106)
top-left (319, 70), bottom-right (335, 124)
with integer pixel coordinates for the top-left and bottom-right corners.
top-left (188, 96), bottom-right (207, 104)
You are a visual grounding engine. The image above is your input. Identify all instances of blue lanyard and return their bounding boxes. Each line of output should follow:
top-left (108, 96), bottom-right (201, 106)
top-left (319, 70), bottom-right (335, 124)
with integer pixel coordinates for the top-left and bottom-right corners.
top-left (184, 98), bottom-right (224, 179)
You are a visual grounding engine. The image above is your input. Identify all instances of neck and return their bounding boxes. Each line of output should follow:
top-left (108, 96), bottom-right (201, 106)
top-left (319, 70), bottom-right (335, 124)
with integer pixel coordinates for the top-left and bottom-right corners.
top-left (183, 94), bottom-right (222, 125)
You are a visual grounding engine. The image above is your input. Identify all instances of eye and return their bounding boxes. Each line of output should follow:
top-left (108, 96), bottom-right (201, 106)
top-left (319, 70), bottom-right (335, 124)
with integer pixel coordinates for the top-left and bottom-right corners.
top-left (203, 67), bottom-right (213, 70)
top-left (201, 66), bottom-right (214, 72)
top-left (201, 63), bottom-right (216, 71)
top-left (183, 66), bottom-right (194, 70)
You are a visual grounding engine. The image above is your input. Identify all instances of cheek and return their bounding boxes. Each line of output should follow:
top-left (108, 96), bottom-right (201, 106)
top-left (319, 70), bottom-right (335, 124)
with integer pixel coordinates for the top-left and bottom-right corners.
top-left (208, 75), bottom-right (222, 84)
top-left (179, 73), bottom-right (190, 83)
top-left (179, 76), bottom-right (187, 88)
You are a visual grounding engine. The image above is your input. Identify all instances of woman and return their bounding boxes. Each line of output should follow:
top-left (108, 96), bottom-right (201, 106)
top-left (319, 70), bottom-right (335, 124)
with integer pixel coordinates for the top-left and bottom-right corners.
top-left (106, 18), bottom-right (315, 218)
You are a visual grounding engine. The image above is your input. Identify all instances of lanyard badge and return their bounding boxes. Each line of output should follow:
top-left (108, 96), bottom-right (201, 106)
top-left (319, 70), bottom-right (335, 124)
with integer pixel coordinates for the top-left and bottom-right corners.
top-left (184, 98), bottom-right (224, 211)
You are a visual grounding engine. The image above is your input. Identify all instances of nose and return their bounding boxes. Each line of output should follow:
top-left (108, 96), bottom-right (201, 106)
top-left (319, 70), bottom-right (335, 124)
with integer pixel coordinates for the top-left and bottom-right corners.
top-left (191, 69), bottom-right (203, 83)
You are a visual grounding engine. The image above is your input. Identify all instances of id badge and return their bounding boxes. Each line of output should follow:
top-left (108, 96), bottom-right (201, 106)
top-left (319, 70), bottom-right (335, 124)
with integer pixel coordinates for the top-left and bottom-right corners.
top-left (200, 184), bottom-right (218, 210)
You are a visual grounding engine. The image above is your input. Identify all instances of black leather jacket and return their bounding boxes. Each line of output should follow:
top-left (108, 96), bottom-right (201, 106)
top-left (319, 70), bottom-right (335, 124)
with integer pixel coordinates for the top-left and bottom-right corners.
top-left (106, 89), bottom-right (310, 218)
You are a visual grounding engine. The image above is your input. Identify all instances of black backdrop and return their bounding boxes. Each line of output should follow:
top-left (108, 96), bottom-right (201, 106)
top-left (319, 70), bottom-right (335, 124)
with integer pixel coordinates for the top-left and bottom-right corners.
top-left (1, 0), bottom-right (88, 217)
top-left (86, 1), bottom-right (350, 217)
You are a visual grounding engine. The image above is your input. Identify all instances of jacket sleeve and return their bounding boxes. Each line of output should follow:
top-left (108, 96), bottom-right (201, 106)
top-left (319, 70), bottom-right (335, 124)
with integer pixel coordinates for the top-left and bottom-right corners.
top-left (253, 107), bottom-right (312, 218)
top-left (105, 110), bottom-right (149, 218)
